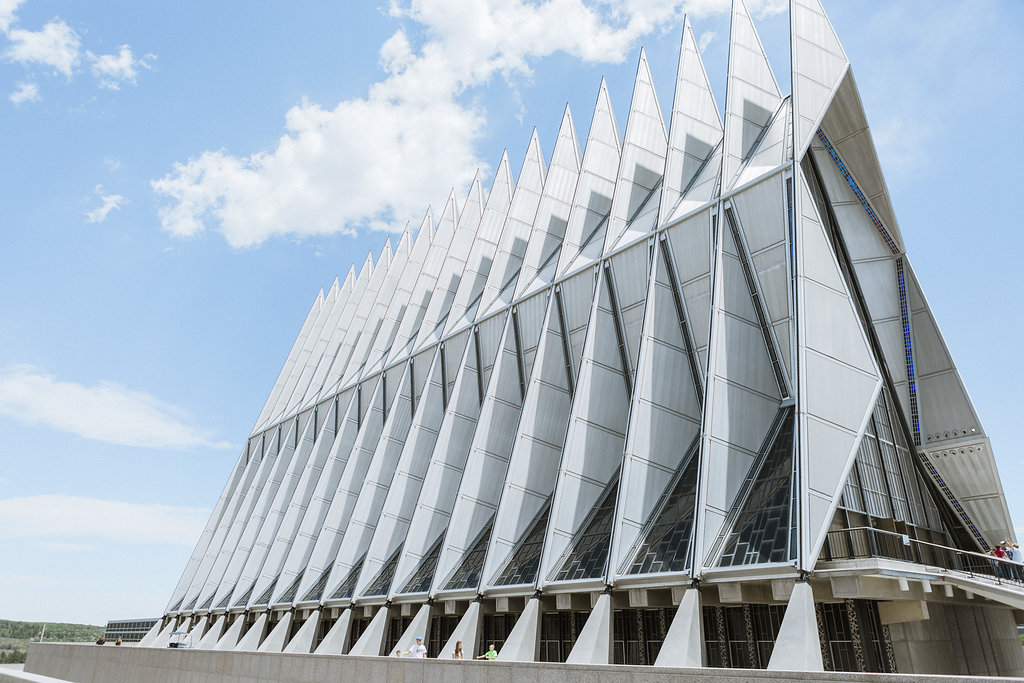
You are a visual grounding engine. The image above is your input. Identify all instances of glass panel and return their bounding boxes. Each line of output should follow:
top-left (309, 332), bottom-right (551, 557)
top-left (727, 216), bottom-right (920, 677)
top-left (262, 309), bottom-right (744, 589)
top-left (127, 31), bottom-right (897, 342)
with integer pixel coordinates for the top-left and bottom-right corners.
top-left (362, 545), bottom-right (403, 598)
top-left (627, 451), bottom-right (699, 575)
top-left (552, 481), bottom-right (618, 582)
top-left (492, 504), bottom-right (549, 586)
top-left (328, 555), bottom-right (365, 601)
top-left (302, 567), bottom-right (332, 603)
top-left (718, 413), bottom-right (795, 567)
top-left (401, 535), bottom-right (443, 594)
top-left (443, 517), bottom-right (493, 591)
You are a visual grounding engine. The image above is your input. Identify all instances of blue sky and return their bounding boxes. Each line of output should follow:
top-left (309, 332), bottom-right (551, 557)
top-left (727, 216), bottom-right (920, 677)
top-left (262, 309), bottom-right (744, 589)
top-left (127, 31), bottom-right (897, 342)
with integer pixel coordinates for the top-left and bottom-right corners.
top-left (0, 0), bottom-right (1021, 626)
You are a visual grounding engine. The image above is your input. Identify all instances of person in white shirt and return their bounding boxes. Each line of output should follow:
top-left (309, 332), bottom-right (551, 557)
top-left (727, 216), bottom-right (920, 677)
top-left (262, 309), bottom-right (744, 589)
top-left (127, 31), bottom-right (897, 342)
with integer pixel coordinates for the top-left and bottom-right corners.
top-left (400, 636), bottom-right (427, 658)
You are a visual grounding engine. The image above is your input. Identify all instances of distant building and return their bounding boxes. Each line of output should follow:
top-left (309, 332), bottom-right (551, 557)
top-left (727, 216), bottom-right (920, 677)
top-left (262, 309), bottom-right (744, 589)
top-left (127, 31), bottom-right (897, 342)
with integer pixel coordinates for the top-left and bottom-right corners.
top-left (104, 618), bottom-right (159, 644)
top-left (145, 0), bottom-right (1023, 676)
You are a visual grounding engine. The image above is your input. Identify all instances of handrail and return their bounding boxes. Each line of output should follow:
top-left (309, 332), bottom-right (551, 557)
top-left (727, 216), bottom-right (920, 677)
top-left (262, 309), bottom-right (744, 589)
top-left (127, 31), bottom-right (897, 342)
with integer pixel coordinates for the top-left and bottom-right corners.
top-left (819, 526), bottom-right (1024, 588)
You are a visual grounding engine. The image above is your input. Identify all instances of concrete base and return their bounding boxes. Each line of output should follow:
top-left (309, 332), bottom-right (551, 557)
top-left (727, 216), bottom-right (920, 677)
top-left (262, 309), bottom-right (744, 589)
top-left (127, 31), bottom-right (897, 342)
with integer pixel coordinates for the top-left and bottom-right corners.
top-left (283, 610), bottom-right (320, 654)
top-left (257, 613), bottom-right (292, 652)
top-left (566, 592), bottom-right (611, 664)
top-left (887, 602), bottom-right (1024, 677)
top-left (24, 642), bottom-right (1022, 683)
top-left (655, 587), bottom-right (703, 667)
top-left (768, 582), bottom-right (823, 672)
top-left (497, 596), bottom-right (539, 661)
top-left (438, 601), bottom-right (479, 659)
top-left (313, 608), bottom-right (351, 655)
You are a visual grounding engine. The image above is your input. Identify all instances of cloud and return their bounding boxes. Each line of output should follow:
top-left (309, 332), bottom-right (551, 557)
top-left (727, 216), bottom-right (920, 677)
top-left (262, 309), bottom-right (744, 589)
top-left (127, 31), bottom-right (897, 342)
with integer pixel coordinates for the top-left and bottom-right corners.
top-left (697, 30), bottom-right (715, 53)
top-left (153, 0), bottom-right (785, 249)
top-left (4, 19), bottom-right (81, 77)
top-left (85, 185), bottom-right (126, 223)
top-left (0, 0), bottom-right (25, 32)
top-left (0, 365), bottom-right (233, 449)
top-left (0, 495), bottom-right (210, 546)
top-left (9, 80), bottom-right (38, 105)
top-left (87, 44), bottom-right (153, 90)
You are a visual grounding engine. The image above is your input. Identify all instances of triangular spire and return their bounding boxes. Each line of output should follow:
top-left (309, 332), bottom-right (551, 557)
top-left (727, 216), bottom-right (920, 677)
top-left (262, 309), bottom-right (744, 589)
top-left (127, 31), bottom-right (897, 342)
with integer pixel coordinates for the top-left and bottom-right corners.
top-left (515, 105), bottom-right (581, 299)
top-left (603, 48), bottom-right (668, 253)
top-left (791, 0), bottom-right (849, 159)
top-left (479, 128), bottom-right (548, 315)
top-left (721, 0), bottom-right (782, 190)
top-left (556, 79), bottom-right (621, 277)
top-left (660, 17), bottom-right (723, 226)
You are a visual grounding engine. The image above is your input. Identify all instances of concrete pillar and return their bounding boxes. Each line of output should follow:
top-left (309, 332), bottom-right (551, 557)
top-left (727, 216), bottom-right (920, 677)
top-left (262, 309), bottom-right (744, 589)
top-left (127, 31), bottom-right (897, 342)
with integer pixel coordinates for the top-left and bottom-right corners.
top-left (136, 619), bottom-right (163, 647)
top-left (196, 615), bottom-right (225, 649)
top-left (234, 613), bottom-right (268, 651)
top-left (188, 615), bottom-right (208, 642)
top-left (497, 597), bottom-right (540, 662)
top-left (348, 606), bottom-right (391, 657)
top-left (143, 619), bottom-right (174, 648)
top-left (213, 615), bottom-right (246, 650)
top-left (655, 587), bottom-right (703, 667)
top-left (285, 610), bottom-right (321, 654)
top-left (314, 608), bottom-right (352, 655)
top-left (257, 612), bottom-right (293, 652)
top-left (767, 581), bottom-right (823, 671)
top-left (152, 616), bottom-right (189, 649)
top-left (438, 601), bottom-right (480, 659)
top-left (566, 592), bottom-right (612, 664)
top-left (391, 604), bottom-right (431, 656)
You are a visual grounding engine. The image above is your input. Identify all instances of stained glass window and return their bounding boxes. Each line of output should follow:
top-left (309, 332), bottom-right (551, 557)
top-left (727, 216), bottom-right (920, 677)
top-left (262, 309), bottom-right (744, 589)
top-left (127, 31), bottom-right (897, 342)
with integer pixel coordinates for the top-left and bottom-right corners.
top-left (493, 504), bottom-right (549, 586)
top-left (627, 447), bottom-right (699, 575)
top-left (328, 555), bottom-right (365, 601)
top-left (552, 480), bottom-right (618, 582)
top-left (301, 566), bottom-right (332, 603)
top-left (717, 412), bottom-right (795, 566)
top-left (443, 517), bottom-right (493, 591)
top-left (401, 536), bottom-right (443, 594)
top-left (362, 545), bottom-right (403, 597)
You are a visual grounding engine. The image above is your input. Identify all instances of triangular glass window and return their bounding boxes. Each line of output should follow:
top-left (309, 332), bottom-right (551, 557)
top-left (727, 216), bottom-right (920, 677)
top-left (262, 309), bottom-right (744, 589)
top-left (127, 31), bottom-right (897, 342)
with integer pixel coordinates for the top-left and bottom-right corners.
top-left (716, 410), bottom-right (796, 567)
top-left (275, 570), bottom-right (304, 605)
top-left (362, 545), bottom-right (403, 598)
top-left (301, 566), bottom-right (332, 603)
top-left (400, 536), bottom-right (444, 594)
top-left (492, 502), bottom-right (549, 586)
top-left (215, 584), bottom-right (236, 610)
top-left (551, 479), bottom-right (619, 582)
top-left (625, 437), bottom-right (700, 575)
top-left (251, 575), bottom-right (278, 606)
top-left (232, 579), bottom-right (257, 608)
top-left (328, 555), bottom-right (365, 601)
top-left (443, 517), bottom-right (493, 591)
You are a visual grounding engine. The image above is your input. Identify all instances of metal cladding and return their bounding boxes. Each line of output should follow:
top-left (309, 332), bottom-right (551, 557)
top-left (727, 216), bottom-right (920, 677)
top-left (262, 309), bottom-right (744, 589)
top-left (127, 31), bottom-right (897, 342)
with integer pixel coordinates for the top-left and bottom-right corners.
top-left (162, 0), bottom-right (1014, 655)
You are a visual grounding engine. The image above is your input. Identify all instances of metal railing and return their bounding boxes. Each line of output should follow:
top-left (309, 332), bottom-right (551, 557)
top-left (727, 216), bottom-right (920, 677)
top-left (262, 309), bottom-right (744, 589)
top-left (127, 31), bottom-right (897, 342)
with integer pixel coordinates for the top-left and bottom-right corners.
top-left (819, 526), bottom-right (1024, 588)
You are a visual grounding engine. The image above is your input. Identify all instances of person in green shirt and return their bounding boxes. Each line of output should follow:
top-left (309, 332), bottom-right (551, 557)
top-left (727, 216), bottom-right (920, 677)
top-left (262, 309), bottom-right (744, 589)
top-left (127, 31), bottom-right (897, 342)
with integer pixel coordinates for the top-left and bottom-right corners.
top-left (476, 643), bottom-right (497, 660)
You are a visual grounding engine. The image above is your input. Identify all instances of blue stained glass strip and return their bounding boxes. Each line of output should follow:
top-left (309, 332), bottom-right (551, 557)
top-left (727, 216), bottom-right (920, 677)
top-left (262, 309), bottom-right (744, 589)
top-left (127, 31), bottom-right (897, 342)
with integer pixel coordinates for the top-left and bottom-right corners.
top-left (815, 129), bottom-right (900, 255)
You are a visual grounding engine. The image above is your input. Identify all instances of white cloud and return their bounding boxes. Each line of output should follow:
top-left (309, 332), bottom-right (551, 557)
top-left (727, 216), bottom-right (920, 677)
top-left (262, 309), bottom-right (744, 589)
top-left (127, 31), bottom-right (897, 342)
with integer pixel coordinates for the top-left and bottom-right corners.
top-left (0, 365), bottom-right (233, 450)
top-left (4, 19), bottom-right (81, 77)
top-left (87, 44), bottom-right (152, 90)
top-left (153, 0), bottom-right (785, 249)
top-left (85, 184), bottom-right (126, 223)
top-left (0, 495), bottom-right (209, 546)
top-left (698, 30), bottom-right (715, 53)
top-left (9, 80), bottom-right (38, 105)
top-left (0, 0), bottom-right (25, 32)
